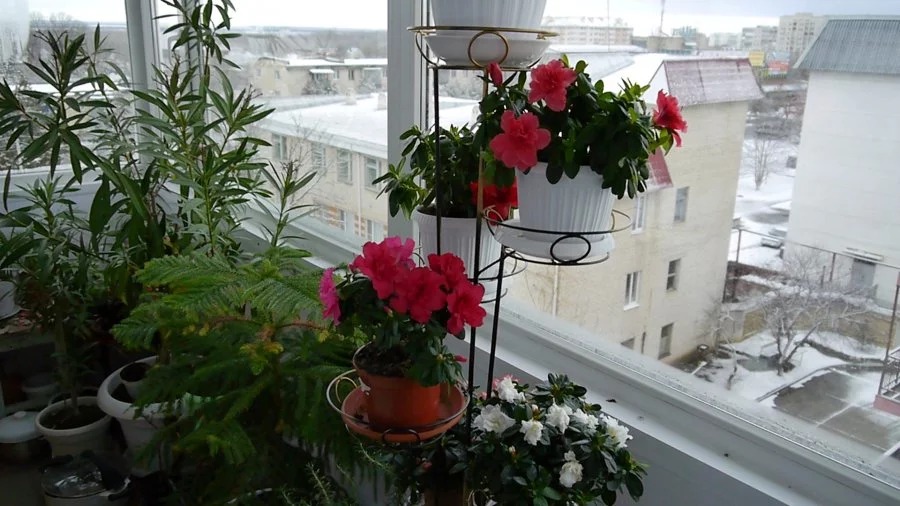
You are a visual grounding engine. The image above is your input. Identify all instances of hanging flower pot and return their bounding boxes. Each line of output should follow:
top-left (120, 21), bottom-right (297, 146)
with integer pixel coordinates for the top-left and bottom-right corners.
top-left (413, 209), bottom-right (502, 297)
top-left (353, 345), bottom-right (442, 429)
top-left (516, 163), bottom-right (615, 253)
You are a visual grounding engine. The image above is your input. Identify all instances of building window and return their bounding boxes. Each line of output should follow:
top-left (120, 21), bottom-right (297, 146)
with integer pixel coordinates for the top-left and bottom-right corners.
top-left (666, 259), bottom-right (681, 291)
top-left (312, 143), bottom-right (326, 172)
top-left (340, 210), bottom-right (356, 235)
top-left (659, 323), bottom-right (673, 359)
top-left (364, 157), bottom-right (380, 190)
top-left (621, 337), bottom-right (635, 349)
top-left (624, 271), bottom-right (641, 308)
top-left (631, 195), bottom-right (646, 232)
top-left (274, 70), bottom-right (281, 79)
top-left (674, 186), bottom-right (689, 223)
top-left (349, 69), bottom-right (356, 81)
top-left (337, 150), bottom-right (352, 183)
top-left (272, 134), bottom-right (287, 160)
top-left (366, 220), bottom-right (384, 242)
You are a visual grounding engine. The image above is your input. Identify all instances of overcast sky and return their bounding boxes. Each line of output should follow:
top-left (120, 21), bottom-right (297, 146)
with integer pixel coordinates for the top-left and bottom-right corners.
top-left (18, 0), bottom-right (900, 34)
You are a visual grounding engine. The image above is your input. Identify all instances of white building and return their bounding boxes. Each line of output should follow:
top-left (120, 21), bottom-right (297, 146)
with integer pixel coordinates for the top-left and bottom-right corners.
top-left (509, 55), bottom-right (761, 361)
top-left (251, 57), bottom-right (387, 97)
top-left (776, 12), bottom-right (827, 62)
top-left (741, 25), bottom-right (778, 51)
top-left (542, 16), bottom-right (633, 46)
top-left (787, 17), bottom-right (900, 308)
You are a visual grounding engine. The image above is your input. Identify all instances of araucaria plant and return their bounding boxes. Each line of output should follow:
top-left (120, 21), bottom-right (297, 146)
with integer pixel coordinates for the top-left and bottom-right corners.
top-left (320, 237), bottom-right (486, 385)
top-left (467, 374), bottom-right (645, 505)
top-left (481, 57), bottom-right (687, 197)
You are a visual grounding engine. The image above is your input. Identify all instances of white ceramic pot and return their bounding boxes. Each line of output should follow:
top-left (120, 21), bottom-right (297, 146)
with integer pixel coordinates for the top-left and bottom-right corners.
top-left (515, 163), bottom-right (616, 256)
top-left (35, 396), bottom-right (111, 458)
top-left (413, 209), bottom-right (502, 297)
top-left (97, 357), bottom-right (165, 476)
top-left (432, 0), bottom-right (547, 30)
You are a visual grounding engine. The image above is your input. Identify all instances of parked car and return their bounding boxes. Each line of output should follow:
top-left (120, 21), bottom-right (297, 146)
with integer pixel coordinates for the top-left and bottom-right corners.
top-left (761, 227), bottom-right (787, 248)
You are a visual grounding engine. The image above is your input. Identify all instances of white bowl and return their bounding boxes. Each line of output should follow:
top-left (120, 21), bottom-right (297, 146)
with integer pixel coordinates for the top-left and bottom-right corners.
top-left (432, 0), bottom-right (547, 30)
top-left (425, 32), bottom-right (551, 68)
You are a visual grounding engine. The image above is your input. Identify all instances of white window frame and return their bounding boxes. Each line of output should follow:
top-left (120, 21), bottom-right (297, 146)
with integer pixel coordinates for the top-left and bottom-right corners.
top-left (364, 157), bottom-right (380, 191)
top-left (659, 323), bottom-right (673, 359)
top-left (311, 143), bottom-right (326, 172)
top-left (666, 259), bottom-right (680, 291)
top-left (366, 219), bottom-right (384, 242)
top-left (674, 186), bottom-right (689, 223)
top-left (624, 271), bottom-right (640, 308)
top-left (631, 194), bottom-right (646, 233)
top-left (272, 134), bottom-right (287, 160)
top-left (337, 149), bottom-right (353, 184)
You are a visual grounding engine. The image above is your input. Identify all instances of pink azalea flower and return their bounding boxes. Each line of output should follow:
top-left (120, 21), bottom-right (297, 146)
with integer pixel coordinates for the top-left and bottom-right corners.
top-left (528, 59), bottom-right (577, 112)
top-left (489, 111), bottom-right (551, 171)
top-left (428, 252), bottom-right (468, 291)
top-left (319, 268), bottom-right (341, 323)
top-left (390, 267), bottom-right (447, 324)
top-left (652, 90), bottom-right (688, 147)
top-left (348, 237), bottom-right (415, 299)
top-left (487, 62), bottom-right (503, 87)
top-left (446, 280), bottom-right (486, 334)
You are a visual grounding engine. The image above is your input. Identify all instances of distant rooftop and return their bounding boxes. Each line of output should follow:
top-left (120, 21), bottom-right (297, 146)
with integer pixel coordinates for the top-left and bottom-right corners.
top-left (658, 59), bottom-right (763, 107)
top-left (797, 17), bottom-right (900, 75)
top-left (542, 16), bottom-right (631, 29)
top-left (256, 57), bottom-right (388, 68)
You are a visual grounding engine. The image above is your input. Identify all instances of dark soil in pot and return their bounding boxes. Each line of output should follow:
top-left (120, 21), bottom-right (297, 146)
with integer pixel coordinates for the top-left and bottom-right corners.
top-left (353, 344), bottom-right (411, 377)
top-left (41, 405), bottom-right (106, 430)
top-left (120, 362), bottom-right (150, 382)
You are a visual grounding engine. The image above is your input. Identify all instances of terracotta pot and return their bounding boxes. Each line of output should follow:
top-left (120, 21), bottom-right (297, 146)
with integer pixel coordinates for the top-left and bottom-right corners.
top-left (353, 359), bottom-right (441, 429)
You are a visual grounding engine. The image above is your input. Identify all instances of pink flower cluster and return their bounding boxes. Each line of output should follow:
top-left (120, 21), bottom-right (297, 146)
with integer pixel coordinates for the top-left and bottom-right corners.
top-left (319, 237), bottom-right (487, 335)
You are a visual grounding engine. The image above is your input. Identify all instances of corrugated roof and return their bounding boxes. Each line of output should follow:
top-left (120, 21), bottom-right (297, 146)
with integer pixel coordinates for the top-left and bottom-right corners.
top-left (660, 59), bottom-right (763, 107)
top-left (797, 18), bottom-right (900, 75)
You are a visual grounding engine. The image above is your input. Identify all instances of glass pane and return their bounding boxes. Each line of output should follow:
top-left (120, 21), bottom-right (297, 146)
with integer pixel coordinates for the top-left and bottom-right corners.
top-left (498, 0), bottom-right (900, 489)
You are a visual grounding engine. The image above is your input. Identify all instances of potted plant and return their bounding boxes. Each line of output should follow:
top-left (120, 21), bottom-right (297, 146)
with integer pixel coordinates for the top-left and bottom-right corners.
top-left (387, 374), bottom-right (646, 505)
top-left (375, 121), bottom-right (517, 296)
top-left (482, 57), bottom-right (686, 255)
top-left (431, 0), bottom-right (547, 32)
top-left (321, 237), bottom-right (487, 429)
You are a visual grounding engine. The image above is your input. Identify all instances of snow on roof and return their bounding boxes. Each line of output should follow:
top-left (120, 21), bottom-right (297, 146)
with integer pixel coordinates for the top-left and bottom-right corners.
top-left (284, 57), bottom-right (388, 68)
top-left (661, 58), bottom-right (764, 107)
top-left (550, 44), bottom-right (646, 54)
top-left (344, 58), bottom-right (388, 66)
top-left (797, 17), bottom-right (900, 75)
top-left (259, 95), bottom-right (478, 160)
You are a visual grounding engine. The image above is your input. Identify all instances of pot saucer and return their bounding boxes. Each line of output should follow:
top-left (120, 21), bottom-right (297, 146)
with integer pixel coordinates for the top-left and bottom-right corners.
top-left (493, 219), bottom-right (615, 263)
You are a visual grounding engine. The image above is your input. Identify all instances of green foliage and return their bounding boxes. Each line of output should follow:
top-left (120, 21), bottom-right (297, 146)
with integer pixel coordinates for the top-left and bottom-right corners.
top-left (113, 250), bottom-right (368, 503)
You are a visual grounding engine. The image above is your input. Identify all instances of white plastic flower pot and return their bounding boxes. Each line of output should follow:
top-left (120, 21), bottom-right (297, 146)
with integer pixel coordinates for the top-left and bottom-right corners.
top-left (413, 209), bottom-right (502, 297)
top-left (431, 0), bottom-right (547, 30)
top-left (35, 396), bottom-right (111, 458)
top-left (514, 163), bottom-right (616, 259)
top-left (97, 356), bottom-right (165, 476)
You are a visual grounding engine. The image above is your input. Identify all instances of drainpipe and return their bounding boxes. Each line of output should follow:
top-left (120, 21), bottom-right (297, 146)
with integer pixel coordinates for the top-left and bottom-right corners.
top-left (552, 265), bottom-right (560, 317)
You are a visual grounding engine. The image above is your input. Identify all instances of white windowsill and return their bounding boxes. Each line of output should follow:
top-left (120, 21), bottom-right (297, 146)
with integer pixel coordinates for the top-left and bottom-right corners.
top-left (624, 302), bottom-right (640, 311)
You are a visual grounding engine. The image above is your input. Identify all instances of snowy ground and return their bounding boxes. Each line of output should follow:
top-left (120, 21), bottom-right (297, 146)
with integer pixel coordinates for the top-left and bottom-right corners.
top-left (730, 136), bottom-right (798, 270)
top-left (698, 331), bottom-right (900, 453)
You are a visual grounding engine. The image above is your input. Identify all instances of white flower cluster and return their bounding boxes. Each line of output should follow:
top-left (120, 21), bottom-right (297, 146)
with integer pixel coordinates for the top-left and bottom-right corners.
top-left (545, 403), bottom-right (572, 432)
top-left (519, 419), bottom-right (543, 445)
top-left (558, 450), bottom-right (583, 488)
top-left (473, 404), bottom-right (515, 434)
top-left (601, 415), bottom-right (632, 449)
top-left (571, 408), bottom-right (599, 434)
top-left (495, 375), bottom-right (526, 403)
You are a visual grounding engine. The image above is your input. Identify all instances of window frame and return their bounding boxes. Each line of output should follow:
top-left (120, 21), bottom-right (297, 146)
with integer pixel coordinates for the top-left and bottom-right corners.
top-left (666, 259), bottom-right (680, 291)
top-left (364, 156), bottom-right (381, 191)
top-left (674, 186), bottom-right (689, 223)
top-left (658, 323), bottom-right (673, 359)
top-left (624, 271), bottom-right (641, 308)
top-left (311, 143), bottom-right (326, 172)
top-left (632, 194), bottom-right (646, 233)
top-left (336, 149), bottom-right (353, 184)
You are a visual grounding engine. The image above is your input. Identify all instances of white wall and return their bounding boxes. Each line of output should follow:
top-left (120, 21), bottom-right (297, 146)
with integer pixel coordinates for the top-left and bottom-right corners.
top-left (787, 71), bottom-right (900, 304)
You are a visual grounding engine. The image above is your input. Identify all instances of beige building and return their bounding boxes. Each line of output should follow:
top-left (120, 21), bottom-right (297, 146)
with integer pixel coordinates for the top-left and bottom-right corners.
top-left (251, 57), bottom-right (387, 97)
top-left (741, 25), bottom-right (778, 51)
top-left (542, 16), bottom-right (633, 46)
top-left (509, 56), bottom-right (762, 362)
top-left (777, 12), bottom-right (827, 62)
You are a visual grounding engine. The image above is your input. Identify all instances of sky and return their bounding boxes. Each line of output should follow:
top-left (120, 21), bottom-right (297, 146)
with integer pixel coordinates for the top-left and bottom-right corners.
top-left (15, 0), bottom-right (900, 35)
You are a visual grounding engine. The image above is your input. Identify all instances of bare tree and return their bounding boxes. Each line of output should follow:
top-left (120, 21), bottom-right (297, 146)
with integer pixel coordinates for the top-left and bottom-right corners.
top-left (743, 137), bottom-right (773, 190)
top-left (703, 301), bottom-right (741, 389)
top-left (760, 251), bottom-right (871, 375)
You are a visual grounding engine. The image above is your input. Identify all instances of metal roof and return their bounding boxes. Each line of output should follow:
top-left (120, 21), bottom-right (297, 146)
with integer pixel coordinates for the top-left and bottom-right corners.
top-left (659, 59), bottom-right (763, 107)
top-left (797, 17), bottom-right (900, 75)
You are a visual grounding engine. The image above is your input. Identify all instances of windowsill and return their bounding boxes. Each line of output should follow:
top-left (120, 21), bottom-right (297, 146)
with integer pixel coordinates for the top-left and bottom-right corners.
top-left (631, 229), bottom-right (644, 235)
top-left (666, 288), bottom-right (677, 293)
top-left (623, 302), bottom-right (640, 311)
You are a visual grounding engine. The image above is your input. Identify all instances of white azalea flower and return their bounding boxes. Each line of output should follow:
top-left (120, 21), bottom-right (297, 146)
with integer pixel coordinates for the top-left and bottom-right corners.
top-left (572, 409), bottom-right (600, 433)
top-left (563, 450), bottom-right (577, 462)
top-left (602, 415), bottom-right (632, 449)
top-left (545, 403), bottom-right (571, 432)
top-left (519, 419), bottom-right (544, 445)
top-left (496, 376), bottom-right (526, 403)
top-left (473, 405), bottom-right (515, 434)
top-left (559, 460), bottom-right (584, 488)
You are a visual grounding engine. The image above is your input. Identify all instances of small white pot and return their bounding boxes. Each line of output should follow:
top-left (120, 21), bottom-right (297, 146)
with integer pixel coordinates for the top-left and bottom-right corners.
top-left (97, 356), bottom-right (165, 476)
top-left (35, 396), bottom-right (111, 458)
top-left (413, 209), bottom-right (502, 297)
top-left (516, 163), bottom-right (616, 252)
top-left (432, 0), bottom-right (547, 30)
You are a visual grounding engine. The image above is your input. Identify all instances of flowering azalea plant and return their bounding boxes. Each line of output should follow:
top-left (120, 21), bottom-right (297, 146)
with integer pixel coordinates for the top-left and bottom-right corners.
top-left (375, 123), bottom-right (517, 220)
top-left (480, 56), bottom-right (687, 198)
top-left (466, 374), bottom-right (645, 505)
top-left (319, 237), bottom-right (487, 386)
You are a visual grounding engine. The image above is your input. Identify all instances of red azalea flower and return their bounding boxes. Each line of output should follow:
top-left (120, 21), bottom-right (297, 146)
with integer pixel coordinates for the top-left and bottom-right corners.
top-left (489, 111), bottom-right (551, 170)
top-left (428, 252), bottom-right (468, 290)
top-left (319, 268), bottom-right (341, 323)
top-left (528, 59), bottom-right (577, 112)
top-left (487, 62), bottom-right (503, 87)
top-left (349, 237), bottom-right (416, 299)
top-left (470, 180), bottom-right (518, 220)
top-left (446, 280), bottom-right (486, 334)
top-left (652, 90), bottom-right (688, 147)
top-left (390, 267), bottom-right (447, 324)
top-left (454, 354), bottom-right (468, 363)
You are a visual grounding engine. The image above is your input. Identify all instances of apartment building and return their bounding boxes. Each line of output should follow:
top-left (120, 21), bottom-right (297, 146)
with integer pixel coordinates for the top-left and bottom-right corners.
top-left (542, 16), bottom-right (633, 46)
top-left (741, 25), bottom-right (778, 51)
top-left (776, 12), bottom-right (828, 62)
top-left (250, 57), bottom-right (387, 97)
